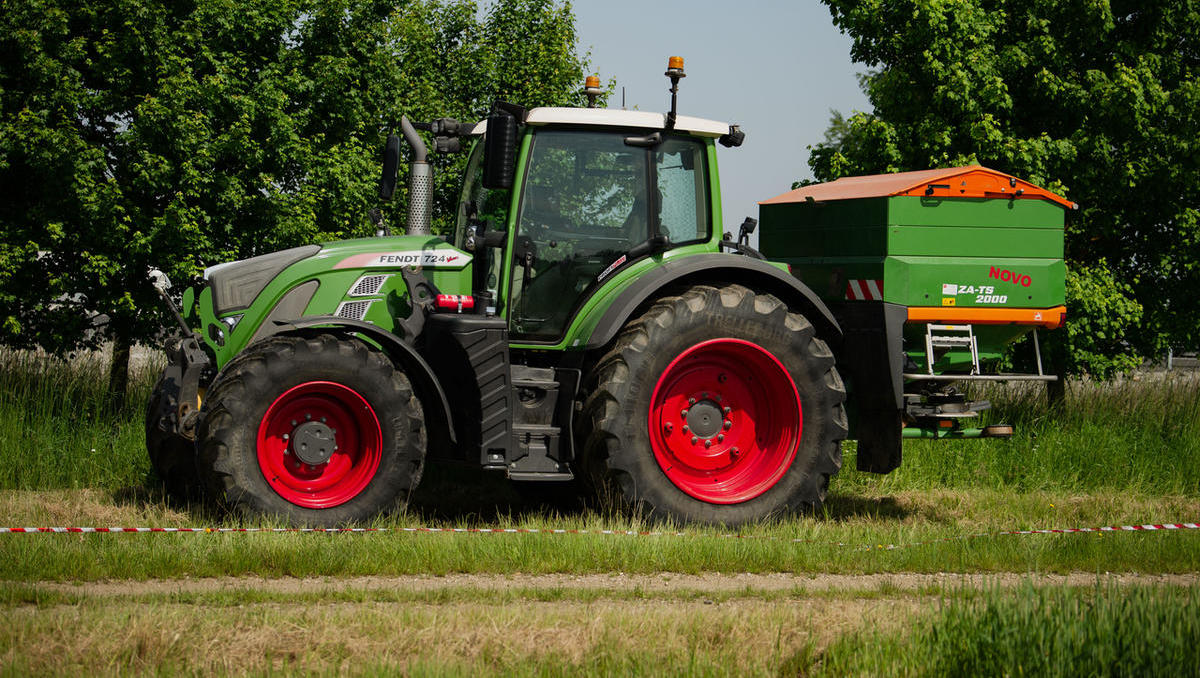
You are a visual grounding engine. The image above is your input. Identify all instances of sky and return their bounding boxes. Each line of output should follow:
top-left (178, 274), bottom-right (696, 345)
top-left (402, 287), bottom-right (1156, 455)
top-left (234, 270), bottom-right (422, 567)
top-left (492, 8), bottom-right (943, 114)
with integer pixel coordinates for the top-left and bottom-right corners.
top-left (568, 0), bottom-right (871, 234)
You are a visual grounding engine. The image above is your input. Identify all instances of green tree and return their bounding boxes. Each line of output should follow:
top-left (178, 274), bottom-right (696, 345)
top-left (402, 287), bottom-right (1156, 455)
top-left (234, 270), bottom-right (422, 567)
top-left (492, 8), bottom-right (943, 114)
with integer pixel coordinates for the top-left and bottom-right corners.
top-left (809, 0), bottom-right (1200, 373)
top-left (0, 0), bottom-right (588, 403)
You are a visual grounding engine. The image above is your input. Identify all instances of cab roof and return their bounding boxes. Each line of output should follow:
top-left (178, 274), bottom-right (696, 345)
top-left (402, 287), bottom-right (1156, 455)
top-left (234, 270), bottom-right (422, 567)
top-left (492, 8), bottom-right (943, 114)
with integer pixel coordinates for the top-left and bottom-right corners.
top-left (471, 107), bottom-right (731, 138)
top-left (760, 165), bottom-right (1076, 209)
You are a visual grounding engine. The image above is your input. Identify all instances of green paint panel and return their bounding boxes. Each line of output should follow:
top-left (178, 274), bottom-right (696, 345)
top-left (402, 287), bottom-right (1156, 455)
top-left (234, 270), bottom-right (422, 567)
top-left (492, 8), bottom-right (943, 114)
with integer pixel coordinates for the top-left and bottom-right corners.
top-left (888, 225), bottom-right (1062, 258)
top-left (887, 196), bottom-right (1064, 229)
top-left (759, 199), bottom-right (889, 258)
top-left (759, 195), bottom-right (1066, 308)
top-left (887, 256), bottom-right (1066, 308)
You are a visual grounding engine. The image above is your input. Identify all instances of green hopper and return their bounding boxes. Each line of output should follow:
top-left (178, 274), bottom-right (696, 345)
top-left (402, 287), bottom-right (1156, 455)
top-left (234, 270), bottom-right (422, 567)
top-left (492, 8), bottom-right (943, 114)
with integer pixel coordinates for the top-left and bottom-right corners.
top-left (760, 166), bottom-right (1074, 472)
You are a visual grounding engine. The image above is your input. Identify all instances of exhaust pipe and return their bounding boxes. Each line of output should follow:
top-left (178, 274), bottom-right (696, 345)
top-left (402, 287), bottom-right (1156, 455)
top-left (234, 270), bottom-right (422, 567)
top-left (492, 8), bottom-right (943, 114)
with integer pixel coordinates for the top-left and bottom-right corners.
top-left (400, 116), bottom-right (431, 236)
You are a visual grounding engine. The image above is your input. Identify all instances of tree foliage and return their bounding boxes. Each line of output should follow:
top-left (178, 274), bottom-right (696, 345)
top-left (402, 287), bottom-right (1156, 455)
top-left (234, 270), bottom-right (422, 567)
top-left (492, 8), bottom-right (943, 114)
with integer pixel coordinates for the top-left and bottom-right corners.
top-left (1055, 262), bottom-right (1144, 378)
top-left (0, 0), bottom-right (587, 392)
top-left (810, 0), bottom-right (1200, 371)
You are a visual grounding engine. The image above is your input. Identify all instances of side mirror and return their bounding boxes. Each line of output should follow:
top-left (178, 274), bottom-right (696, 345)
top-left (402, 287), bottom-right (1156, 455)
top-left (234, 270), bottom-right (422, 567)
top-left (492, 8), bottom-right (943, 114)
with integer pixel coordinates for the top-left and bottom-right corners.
top-left (483, 112), bottom-right (518, 190)
top-left (737, 217), bottom-right (758, 247)
top-left (378, 134), bottom-right (400, 200)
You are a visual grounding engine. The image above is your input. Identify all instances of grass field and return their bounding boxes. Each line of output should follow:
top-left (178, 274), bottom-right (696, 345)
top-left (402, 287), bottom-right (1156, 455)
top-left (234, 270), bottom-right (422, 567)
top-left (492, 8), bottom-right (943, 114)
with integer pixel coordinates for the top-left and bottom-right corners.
top-left (1, 348), bottom-right (1198, 675)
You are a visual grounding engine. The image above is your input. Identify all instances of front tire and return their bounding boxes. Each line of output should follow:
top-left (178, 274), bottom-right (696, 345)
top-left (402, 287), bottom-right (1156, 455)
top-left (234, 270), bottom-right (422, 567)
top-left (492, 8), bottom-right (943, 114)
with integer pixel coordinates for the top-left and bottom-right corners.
top-left (581, 284), bottom-right (847, 525)
top-left (196, 334), bottom-right (425, 526)
top-left (145, 372), bottom-right (201, 503)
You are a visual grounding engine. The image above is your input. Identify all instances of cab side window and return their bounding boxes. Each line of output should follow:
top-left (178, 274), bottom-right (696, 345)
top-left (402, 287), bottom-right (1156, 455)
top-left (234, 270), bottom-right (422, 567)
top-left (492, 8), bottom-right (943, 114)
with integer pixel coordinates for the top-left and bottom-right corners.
top-left (656, 137), bottom-right (709, 244)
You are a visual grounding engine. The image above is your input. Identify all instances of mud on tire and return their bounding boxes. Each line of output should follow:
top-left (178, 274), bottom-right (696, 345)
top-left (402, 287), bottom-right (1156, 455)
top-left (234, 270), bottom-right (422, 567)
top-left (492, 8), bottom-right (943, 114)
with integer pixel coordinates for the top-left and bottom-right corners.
top-left (581, 284), bottom-right (847, 525)
top-left (196, 334), bottom-right (425, 526)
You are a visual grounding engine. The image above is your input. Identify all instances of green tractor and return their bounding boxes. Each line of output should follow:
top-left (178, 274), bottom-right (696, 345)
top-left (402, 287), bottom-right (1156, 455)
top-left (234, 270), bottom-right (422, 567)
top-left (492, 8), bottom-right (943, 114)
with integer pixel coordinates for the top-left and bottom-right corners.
top-left (147, 58), bottom-right (1069, 526)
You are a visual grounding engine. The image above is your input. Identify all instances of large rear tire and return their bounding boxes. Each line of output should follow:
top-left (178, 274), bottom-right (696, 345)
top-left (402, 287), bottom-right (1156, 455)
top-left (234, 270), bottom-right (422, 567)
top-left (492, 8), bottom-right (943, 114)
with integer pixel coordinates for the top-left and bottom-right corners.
top-left (196, 334), bottom-right (425, 526)
top-left (581, 284), bottom-right (847, 525)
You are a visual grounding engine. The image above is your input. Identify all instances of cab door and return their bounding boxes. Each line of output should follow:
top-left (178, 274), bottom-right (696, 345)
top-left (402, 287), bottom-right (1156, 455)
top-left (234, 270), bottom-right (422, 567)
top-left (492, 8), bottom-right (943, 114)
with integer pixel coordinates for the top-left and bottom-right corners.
top-left (506, 129), bottom-right (710, 343)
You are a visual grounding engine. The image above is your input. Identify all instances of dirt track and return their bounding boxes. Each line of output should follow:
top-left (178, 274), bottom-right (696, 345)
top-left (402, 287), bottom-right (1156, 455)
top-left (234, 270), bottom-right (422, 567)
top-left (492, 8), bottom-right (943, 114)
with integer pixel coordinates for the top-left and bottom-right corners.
top-left (31, 571), bottom-right (1200, 597)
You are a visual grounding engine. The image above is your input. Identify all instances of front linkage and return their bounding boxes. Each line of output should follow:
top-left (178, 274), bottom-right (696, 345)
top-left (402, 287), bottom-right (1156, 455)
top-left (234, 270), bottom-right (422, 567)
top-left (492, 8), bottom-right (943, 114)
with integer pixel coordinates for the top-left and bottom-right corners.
top-left (145, 269), bottom-right (212, 498)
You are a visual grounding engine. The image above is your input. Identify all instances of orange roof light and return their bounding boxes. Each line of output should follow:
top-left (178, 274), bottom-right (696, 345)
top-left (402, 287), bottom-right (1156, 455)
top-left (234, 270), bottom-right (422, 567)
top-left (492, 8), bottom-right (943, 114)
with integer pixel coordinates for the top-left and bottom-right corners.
top-left (667, 56), bottom-right (684, 70)
top-left (583, 74), bottom-right (602, 108)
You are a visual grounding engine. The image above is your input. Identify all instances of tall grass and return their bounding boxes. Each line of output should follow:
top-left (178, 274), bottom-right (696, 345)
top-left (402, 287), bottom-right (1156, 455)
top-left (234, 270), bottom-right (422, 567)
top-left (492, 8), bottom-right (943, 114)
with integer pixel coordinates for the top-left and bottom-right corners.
top-left (817, 583), bottom-right (1200, 677)
top-left (0, 348), bottom-right (161, 490)
top-left (843, 374), bottom-right (1200, 495)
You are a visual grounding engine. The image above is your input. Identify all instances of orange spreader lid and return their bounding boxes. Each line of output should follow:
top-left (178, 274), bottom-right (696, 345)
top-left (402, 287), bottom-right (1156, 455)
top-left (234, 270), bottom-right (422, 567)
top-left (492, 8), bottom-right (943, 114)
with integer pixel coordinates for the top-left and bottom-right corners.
top-left (760, 165), bottom-right (1075, 210)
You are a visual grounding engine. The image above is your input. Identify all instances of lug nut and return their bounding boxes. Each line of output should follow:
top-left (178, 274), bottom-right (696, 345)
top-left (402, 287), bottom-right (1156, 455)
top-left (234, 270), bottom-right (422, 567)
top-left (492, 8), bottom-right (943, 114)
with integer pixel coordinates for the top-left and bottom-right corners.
top-left (704, 440), bottom-right (712, 448)
top-left (691, 436), bottom-right (698, 444)
top-left (681, 409), bottom-right (689, 418)
top-left (718, 434), bottom-right (725, 442)
top-left (664, 423), bottom-right (673, 433)
top-left (291, 420), bottom-right (298, 426)
top-left (320, 417), bottom-right (326, 423)
top-left (688, 397), bottom-right (696, 405)
top-left (282, 433), bottom-right (290, 440)
top-left (723, 407), bottom-right (732, 415)
top-left (305, 414), bottom-right (312, 421)
top-left (682, 425), bottom-right (689, 433)
top-left (723, 420), bottom-right (732, 430)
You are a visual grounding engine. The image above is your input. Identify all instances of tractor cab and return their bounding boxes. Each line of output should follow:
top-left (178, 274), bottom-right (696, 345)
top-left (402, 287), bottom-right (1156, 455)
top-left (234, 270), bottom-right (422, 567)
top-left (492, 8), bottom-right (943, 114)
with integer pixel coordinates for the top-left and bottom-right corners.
top-left (454, 107), bottom-right (728, 344)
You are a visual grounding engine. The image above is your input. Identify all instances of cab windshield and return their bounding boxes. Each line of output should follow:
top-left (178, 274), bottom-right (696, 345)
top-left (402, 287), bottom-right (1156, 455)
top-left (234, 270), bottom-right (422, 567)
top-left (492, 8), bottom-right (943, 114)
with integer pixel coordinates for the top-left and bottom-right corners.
top-left (508, 129), bottom-right (710, 341)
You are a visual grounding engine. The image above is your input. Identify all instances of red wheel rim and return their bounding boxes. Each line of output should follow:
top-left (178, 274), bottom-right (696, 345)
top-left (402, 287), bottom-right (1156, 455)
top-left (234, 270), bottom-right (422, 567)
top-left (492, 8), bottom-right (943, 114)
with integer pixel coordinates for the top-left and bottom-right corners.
top-left (648, 339), bottom-right (802, 504)
top-left (256, 381), bottom-right (383, 509)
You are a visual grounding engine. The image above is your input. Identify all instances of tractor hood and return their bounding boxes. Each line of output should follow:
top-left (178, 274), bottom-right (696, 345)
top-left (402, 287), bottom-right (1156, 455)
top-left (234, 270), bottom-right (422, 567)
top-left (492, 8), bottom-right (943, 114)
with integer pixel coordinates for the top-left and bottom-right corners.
top-left (204, 245), bottom-right (322, 316)
top-left (190, 235), bottom-right (475, 369)
top-left (201, 238), bottom-right (476, 317)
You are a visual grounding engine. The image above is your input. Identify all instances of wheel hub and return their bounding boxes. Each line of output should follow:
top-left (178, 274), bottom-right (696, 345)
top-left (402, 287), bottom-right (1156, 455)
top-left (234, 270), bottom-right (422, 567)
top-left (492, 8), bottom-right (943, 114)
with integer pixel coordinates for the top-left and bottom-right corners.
top-left (290, 420), bottom-right (336, 465)
top-left (685, 399), bottom-right (723, 439)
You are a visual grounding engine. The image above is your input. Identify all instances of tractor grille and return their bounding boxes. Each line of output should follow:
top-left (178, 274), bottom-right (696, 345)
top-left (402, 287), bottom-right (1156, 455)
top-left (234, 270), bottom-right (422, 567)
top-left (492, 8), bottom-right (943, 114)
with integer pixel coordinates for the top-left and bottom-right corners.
top-left (349, 274), bottom-right (390, 297)
top-left (335, 300), bottom-right (374, 321)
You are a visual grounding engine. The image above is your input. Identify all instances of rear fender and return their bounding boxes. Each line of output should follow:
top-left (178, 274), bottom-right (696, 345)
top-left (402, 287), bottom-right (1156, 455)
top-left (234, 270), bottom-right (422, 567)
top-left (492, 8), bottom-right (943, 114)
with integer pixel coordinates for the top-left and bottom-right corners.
top-left (583, 254), bottom-right (842, 350)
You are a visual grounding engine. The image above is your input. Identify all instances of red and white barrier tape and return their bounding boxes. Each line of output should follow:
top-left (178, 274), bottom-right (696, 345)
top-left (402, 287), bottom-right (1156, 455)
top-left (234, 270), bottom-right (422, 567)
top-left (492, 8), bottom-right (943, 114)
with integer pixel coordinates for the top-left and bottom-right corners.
top-left (0, 526), bottom-right (680, 535)
top-left (0, 522), bottom-right (1196, 551)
